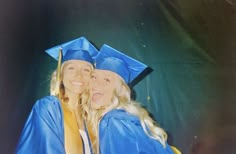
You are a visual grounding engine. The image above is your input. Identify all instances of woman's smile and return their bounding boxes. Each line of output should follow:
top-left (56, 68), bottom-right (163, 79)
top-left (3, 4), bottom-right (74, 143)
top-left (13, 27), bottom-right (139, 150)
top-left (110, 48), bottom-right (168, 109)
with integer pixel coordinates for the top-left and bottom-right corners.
top-left (71, 81), bottom-right (83, 86)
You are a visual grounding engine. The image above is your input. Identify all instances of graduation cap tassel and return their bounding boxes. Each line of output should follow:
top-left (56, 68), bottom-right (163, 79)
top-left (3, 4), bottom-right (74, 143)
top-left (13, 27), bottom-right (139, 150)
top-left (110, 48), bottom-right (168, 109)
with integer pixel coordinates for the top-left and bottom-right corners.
top-left (55, 48), bottom-right (62, 97)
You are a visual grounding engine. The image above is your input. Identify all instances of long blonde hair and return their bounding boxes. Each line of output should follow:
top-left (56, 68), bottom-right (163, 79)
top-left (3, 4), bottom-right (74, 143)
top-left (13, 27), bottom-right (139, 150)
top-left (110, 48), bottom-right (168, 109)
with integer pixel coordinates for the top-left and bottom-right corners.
top-left (50, 65), bottom-right (68, 104)
top-left (84, 77), bottom-right (168, 152)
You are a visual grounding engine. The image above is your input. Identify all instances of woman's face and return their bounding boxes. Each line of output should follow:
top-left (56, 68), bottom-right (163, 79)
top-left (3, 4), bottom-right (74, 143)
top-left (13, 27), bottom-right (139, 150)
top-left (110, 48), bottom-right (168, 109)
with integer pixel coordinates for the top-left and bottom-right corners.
top-left (89, 69), bottom-right (121, 109)
top-left (62, 60), bottom-right (93, 95)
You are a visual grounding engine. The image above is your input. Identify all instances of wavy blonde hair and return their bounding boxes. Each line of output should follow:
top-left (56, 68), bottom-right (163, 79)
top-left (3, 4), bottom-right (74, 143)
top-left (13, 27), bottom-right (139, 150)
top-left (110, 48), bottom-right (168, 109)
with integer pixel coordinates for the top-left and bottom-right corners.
top-left (50, 65), bottom-right (68, 104)
top-left (82, 76), bottom-right (168, 153)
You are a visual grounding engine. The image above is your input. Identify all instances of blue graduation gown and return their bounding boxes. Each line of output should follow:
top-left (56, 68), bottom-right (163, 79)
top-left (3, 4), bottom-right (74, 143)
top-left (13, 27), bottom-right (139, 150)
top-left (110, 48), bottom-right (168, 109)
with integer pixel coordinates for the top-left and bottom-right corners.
top-left (15, 96), bottom-right (66, 154)
top-left (99, 109), bottom-right (174, 154)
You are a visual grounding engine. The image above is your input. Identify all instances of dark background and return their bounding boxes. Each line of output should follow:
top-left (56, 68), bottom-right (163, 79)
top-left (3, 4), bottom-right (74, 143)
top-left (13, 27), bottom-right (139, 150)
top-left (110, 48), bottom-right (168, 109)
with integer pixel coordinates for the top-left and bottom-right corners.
top-left (0, 0), bottom-right (235, 153)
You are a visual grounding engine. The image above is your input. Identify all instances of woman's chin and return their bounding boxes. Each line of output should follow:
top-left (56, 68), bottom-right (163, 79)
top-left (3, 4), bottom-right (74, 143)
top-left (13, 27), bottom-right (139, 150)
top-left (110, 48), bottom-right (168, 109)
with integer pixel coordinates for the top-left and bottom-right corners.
top-left (91, 101), bottom-right (102, 110)
top-left (71, 87), bottom-right (86, 94)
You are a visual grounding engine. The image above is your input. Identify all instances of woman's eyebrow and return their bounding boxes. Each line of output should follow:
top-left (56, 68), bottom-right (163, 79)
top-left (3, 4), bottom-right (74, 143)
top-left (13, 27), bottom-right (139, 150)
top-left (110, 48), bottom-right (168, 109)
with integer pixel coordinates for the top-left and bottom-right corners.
top-left (84, 64), bottom-right (93, 69)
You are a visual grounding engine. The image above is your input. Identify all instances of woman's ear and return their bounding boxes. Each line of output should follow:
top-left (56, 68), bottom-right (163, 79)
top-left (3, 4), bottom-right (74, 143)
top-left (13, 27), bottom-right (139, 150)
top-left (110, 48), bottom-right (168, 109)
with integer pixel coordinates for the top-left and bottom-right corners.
top-left (118, 85), bottom-right (126, 97)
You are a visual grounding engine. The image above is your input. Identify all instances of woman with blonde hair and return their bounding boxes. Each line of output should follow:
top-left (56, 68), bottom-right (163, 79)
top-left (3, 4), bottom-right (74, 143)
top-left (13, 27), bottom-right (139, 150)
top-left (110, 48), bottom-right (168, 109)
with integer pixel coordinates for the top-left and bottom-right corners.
top-left (16, 37), bottom-right (97, 154)
top-left (87, 44), bottom-right (176, 154)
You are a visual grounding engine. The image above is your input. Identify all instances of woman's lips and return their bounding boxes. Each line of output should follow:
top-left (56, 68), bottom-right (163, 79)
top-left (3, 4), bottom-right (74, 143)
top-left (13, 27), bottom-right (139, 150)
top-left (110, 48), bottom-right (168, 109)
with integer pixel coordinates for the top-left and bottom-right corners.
top-left (92, 93), bottom-right (103, 102)
top-left (71, 81), bottom-right (83, 86)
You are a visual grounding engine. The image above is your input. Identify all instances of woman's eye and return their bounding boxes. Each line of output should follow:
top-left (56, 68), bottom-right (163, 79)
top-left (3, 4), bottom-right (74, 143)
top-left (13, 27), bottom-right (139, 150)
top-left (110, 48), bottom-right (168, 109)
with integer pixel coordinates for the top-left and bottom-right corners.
top-left (67, 66), bottom-right (75, 70)
top-left (104, 78), bottom-right (110, 83)
top-left (91, 75), bottom-right (96, 80)
top-left (84, 68), bottom-right (91, 73)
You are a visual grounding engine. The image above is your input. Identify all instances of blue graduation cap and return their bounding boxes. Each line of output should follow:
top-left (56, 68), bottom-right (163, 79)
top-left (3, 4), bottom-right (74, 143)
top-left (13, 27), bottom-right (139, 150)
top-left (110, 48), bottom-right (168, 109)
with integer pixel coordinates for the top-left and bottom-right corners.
top-left (95, 44), bottom-right (150, 85)
top-left (45, 37), bottom-right (98, 65)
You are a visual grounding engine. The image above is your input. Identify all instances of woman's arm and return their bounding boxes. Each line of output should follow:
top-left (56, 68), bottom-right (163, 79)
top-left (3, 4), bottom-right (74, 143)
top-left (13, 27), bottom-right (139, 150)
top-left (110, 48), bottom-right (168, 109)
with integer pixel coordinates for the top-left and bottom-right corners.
top-left (15, 96), bottom-right (65, 154)
top-left (99, 116), bottom-right (139, 154)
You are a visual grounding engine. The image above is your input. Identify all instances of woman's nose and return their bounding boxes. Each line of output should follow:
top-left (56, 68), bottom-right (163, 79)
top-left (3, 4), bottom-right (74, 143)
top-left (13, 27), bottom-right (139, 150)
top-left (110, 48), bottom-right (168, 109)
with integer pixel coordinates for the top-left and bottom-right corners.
top-left (75, 70), bottom-right (83, 78)
top-left (92, 80), bottom-right (102, 89)
top-left (92, 87), bottom-right (98, 92)
top-left (92, 81), bottom-right (99, 89)
top-left (91, 82), bottom-right (100, 92)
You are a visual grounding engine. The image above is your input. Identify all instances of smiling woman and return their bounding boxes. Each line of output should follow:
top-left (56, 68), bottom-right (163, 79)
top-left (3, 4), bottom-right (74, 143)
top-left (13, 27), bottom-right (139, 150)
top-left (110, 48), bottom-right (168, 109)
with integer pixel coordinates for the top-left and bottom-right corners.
top-left (15, 37), bottom-right (98, 154)
top-left (85, 44), bottom-right (179, 154)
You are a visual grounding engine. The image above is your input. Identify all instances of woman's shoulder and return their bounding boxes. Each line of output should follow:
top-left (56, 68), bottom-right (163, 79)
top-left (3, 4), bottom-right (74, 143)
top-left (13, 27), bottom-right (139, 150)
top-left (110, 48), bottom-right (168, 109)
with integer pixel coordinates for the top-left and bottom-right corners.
top-left (103, 109), bottom-right (131, 118)
top-left (33, 95), bottom-right (61, 112)
top-left (101, 109), bottom-right (140, 125)
top-left (99, 109), bottom-right (140, 136)
top-left (38, 95), bottom-right (60, 101)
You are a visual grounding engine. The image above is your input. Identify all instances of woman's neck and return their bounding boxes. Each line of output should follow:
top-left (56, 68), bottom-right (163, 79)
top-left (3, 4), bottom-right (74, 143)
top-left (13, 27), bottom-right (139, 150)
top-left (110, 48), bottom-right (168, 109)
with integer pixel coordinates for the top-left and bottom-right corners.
top-left (65, 91), bottom-right (80, 109)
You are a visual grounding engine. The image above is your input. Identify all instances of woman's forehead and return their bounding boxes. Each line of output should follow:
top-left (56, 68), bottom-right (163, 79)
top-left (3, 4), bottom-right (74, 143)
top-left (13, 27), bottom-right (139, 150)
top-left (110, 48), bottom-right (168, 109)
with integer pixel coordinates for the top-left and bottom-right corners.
top-left (94, 69), bottom-right (116, 76)
top-left (93, 69), bottom-right (124, 82)
top-left (64, 60), bottom-right (93, 67)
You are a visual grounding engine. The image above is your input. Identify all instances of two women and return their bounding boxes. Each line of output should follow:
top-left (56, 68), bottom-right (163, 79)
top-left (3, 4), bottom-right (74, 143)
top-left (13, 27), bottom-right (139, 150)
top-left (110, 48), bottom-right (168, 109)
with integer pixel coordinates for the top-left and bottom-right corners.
top-left (16, 37), bottom-right (178, 154)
